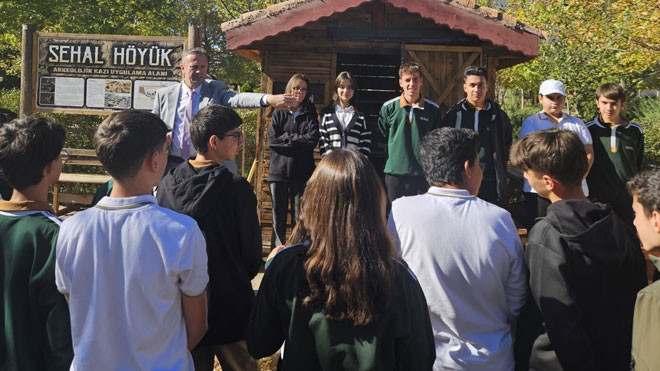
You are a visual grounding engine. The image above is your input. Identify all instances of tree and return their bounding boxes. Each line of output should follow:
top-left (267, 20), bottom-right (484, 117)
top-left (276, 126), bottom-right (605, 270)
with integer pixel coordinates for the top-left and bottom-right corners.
top-left (0, 0), bottom-right (282, 176)
top-left (0, 0), bottom-right (285, 90)
top-left (498, 0), bottom-right (660, 118)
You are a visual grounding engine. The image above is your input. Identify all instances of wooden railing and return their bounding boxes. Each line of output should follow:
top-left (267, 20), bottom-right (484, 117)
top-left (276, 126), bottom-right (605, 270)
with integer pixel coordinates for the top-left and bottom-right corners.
top-left (52, 148), bottom-right (110, 215)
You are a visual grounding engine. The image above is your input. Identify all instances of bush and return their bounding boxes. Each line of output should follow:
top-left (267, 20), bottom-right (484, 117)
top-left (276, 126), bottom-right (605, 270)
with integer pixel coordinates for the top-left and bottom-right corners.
top-left (629, 97), bottom-right (660, 168)
top-left (0, 89), bottom-right (19, 112)
top-left (234, 108), bottom-right (258, 179)
top-left (505, 106), bottom-right (539, 139)
top-left (0, 88), bottom-right (102, 150)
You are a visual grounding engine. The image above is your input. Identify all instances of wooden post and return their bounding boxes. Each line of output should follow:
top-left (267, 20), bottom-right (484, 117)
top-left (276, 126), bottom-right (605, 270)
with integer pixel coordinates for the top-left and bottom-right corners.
top-left (247, 159), bottom-right (258, 183)
top-left (188, 26), bottom-right (203, 48)
top-left (20, 24), bottom-right (36, 116)
top-left (486, 56), bottom-right (497, 101)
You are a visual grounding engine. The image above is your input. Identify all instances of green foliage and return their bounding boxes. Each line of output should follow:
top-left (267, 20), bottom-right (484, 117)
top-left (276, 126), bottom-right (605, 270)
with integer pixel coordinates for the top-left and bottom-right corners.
top-left (235, 109), bottom-right (258, 178)
top-left (642, 121), bottom-right (660, 169)
top-left (506, 106), bottom-right (539, 139)
top-left (0, 87), bottom-right (102, 149)
top-left (629, 97), bottom-right (660, 125)
top-left (499, 0), bottom-right (660, 118)
top-left (0, 0), bottom-right (287, 90)
top-left (0, 0), bottom-right (188, 89)
top-left (0, 89), bottom-right (19, 112)
top-left (629, 97), bottom-right (660, 168)
top-left (0, 0), bottom-right (286, 181)
top-left (240, 82), bottom-right (253, 92)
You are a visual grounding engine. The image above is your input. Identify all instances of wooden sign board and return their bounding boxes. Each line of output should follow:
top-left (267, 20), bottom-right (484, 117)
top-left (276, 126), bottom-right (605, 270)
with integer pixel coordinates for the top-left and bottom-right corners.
top-left (33, 32), bottom-right (187, 115)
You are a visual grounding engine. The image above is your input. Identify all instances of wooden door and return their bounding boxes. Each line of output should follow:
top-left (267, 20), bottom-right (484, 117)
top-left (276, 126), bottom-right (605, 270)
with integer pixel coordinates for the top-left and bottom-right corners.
top-left (404, 45), bottom-right (483, 113)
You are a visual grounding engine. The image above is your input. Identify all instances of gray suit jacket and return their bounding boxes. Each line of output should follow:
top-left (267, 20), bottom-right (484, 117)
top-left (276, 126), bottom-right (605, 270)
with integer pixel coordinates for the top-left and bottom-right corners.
top-left (151, 79), bottom-right (266, 131)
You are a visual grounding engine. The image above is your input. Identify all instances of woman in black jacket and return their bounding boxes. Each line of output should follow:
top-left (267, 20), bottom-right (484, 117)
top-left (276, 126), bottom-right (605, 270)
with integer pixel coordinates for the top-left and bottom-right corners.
top-left (267, 73), bottom-right (319, 248)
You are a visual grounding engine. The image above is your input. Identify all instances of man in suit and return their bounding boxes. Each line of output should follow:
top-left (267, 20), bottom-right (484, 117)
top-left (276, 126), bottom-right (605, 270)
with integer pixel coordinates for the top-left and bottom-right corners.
top-left (152, 47), bottom-right (296, 172)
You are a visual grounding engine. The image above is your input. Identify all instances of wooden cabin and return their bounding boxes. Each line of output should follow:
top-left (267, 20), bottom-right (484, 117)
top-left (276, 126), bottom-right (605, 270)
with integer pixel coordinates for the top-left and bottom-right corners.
top-left (220, 0), bottom-right (542, 247)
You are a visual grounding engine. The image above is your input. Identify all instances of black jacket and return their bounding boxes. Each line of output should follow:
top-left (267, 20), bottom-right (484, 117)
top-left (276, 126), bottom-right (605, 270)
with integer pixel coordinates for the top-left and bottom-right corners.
top-left (442, 99), bottom-right (512, 202)
top-left (267, 102), bottom-right (320, 182)
top-left (157, 161), bottom-right (262, 346)
top-left (247, 242), bottom-right (435, 370)
top-left (518, 200), bottom-right (646, 371)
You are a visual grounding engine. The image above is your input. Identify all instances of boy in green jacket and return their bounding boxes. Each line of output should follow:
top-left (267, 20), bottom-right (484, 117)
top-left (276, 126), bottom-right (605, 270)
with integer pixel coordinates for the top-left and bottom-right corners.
top-left (0, 116), bottom-right (73, 370)
top-left (586, 83), bottom-right (643, 224)
top-left (378, 62), bottom-right (442, 202)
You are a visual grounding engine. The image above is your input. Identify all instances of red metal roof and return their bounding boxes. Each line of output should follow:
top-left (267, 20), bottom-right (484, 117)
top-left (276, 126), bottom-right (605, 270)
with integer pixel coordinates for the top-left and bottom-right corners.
top-left (221, 0), bottom-right (543, 57)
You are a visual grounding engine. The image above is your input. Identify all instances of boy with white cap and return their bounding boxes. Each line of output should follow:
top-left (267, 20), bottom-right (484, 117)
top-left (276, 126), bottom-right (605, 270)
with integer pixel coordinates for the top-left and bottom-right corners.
top-left (519, 79), bottom-right (594, 228)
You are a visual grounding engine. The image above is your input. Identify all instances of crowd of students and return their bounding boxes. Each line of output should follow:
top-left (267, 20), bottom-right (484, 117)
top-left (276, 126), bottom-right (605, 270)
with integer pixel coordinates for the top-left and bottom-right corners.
top-left (0, 54), bottom-right (657, 371)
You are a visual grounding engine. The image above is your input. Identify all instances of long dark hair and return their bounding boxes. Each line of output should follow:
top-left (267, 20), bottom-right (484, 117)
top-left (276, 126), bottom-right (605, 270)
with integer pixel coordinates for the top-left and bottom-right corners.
top-left (288, 149), bottom-right (397, 325)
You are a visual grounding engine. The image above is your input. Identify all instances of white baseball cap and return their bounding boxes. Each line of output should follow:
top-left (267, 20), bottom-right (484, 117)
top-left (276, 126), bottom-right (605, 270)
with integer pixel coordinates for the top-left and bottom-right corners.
top-left (539, 79), bottom-right (566, 96)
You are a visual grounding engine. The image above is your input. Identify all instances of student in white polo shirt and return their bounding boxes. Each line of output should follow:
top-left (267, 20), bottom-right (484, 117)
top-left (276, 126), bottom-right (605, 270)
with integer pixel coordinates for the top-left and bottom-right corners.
top-left (55, 111), bottom-right (209, 370)
top-left (519, 79), bottom-right (594, 228)
top-left (388, 127), bottom-right (527, 370)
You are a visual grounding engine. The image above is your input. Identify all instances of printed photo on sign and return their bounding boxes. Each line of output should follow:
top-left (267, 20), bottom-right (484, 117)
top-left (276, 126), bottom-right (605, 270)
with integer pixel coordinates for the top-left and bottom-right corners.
top-left (86, 79), bottom-right (132, 109)
top-left (38, 76), bottom-right (84, 107)
top-left (133, 80), bottom-right (179, 110)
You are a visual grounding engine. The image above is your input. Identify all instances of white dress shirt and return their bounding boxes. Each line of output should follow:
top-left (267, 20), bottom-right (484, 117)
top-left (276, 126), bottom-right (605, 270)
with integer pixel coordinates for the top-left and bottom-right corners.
top-left (334, 104), bottom-right (355, 130)
top-left (170, 83), bottom-right (202, 158)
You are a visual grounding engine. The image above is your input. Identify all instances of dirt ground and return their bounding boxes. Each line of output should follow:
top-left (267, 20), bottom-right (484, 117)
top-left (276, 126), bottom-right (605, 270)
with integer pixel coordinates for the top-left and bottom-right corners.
top-left (212, 352), bottom-right (279, 371)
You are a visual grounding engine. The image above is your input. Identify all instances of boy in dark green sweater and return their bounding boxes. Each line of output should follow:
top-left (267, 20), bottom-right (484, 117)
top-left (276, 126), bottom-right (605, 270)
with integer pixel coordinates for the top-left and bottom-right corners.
top-left (378, 62), bottom-right (442, 202)
top-left (0, 116), bottom-right (73, 370)
top-left (586, 83), bottom-right (643, 224)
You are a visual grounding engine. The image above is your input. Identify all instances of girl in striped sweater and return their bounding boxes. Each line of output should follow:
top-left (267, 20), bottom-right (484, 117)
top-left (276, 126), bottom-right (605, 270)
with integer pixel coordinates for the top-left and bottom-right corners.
top-left (319, 71), bottom-right (371, 156)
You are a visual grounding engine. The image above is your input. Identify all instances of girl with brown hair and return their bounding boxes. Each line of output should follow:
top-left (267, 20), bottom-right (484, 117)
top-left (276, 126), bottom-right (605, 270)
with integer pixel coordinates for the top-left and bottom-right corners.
top-left (318, 71), bottom-right (371, 156)
top-left (247, 149), bottom-right (435, 370)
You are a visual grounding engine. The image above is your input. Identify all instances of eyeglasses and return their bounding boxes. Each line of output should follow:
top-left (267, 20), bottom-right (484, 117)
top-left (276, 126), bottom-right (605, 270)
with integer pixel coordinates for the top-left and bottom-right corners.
top-left (224, 132), bottom-right (243, 140)
top-left (292, 87), bottom-right (307, 92)
top-left (60, 150), bottom-right (69, 163)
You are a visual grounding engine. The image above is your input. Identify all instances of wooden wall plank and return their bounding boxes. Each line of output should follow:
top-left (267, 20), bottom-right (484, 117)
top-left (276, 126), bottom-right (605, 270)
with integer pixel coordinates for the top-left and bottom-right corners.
top-left (436, 52), bottom-right (478, 107)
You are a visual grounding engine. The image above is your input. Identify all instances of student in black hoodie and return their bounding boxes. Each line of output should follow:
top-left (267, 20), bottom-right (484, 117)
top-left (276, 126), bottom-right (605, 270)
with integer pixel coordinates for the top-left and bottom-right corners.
top-left (510, 129), bottom-right (646, 371)
top-left (267, 73), bottom-right (319, 248)
top-left (157, 105), bottom-right (262, 371)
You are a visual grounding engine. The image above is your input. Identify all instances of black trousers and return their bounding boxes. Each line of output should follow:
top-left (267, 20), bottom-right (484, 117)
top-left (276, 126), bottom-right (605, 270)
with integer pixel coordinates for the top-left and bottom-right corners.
top-left (384, 174), bottom-right (428, 203)
top-left (269, 180), bottom-right (306, 248)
